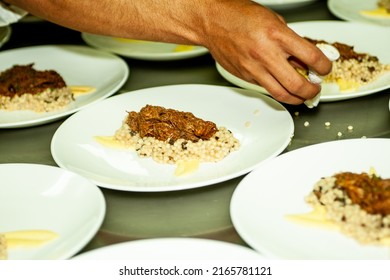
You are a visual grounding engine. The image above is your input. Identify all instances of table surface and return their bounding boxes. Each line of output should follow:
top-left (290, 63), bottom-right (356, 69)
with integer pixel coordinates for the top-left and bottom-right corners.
top-left (1, 0), bottom-right (389, 257)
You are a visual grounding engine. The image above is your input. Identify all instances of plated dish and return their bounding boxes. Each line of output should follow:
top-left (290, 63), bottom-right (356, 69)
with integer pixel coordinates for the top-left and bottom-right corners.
top-left (216, 21), bottom-right (390, 103)
top-left (252, 0), bottom-right (318, 10)
top-left (328, 0), bottom-right (390, 27)
top-left (0, 45), bottom-right (129, 128)
top-left (51, 84), bottom-right (294, 192)
top-left (73, 237), bottom-right (263, 260)
top-left (82, 33), bottom-right (209, 61)
top-left (230, 138), bottom-right (390, 259)
top-left (0, 163), bottom-right (105, 260)
top-left (0, 26), bottom-right (11, 49)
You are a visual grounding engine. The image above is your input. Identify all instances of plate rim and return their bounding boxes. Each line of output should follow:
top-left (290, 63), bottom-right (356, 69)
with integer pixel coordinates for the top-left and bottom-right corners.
top-left (72, 237), bottom-right (263, 259)
top-left (252, 0), bottom-right (318, 10)
top-left (81, 33), bottom-right (209, 61)
top-left (0, 25), bottom-right (11, 48)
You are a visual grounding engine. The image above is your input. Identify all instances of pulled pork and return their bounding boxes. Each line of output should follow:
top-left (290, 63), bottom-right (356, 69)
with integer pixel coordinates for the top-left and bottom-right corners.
top-left (333, 172), bottom-right (390, 216)
top-left (0, 64), bottom-right (67, 97)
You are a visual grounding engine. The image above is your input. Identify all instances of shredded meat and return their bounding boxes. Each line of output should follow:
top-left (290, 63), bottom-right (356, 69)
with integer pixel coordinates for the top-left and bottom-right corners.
top-left (0, 64), bottom-right (67, 97)
top-left (304, 37), bottom-right (378, 62)
top-left (126, 105), bottom-right (218, 142)
top-left (334, 172), bottom-right (390, 215)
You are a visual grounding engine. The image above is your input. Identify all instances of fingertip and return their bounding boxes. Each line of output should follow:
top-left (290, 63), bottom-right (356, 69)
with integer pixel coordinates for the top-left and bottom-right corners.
top-left (317, 57), bottom-right (333, 76)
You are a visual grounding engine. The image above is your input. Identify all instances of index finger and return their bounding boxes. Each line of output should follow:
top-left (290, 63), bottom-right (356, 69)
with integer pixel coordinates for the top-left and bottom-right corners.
top-left (282, 30), bottom-right (333, 76)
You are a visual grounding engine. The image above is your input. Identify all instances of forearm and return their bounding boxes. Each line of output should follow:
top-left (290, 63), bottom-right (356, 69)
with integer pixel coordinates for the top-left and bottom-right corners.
top-left (5, 0), bottom-right (211, 45)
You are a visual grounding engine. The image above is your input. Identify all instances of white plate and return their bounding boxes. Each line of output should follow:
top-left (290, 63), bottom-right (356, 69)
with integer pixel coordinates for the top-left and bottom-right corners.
top-left (51, 84), bottom-right (294, 192)
top-left (82, 33), bottom-right (209, 61)
top-left (252, 0), bottom-right (317, 10)
top-left (230, 138), bottom-right (390, 260)
top-left (73, 238), bottom-right (263, 260)
top-left (328, 0), bottom-right (390, 27)
top-left (216, 20), bottom-right (390, 103)
top-left (0, 26), bottom-right (11, 48)
top-left (0, 45), bottom-right (129, 128)
top-left (0, 163), bottom-right (105, 260)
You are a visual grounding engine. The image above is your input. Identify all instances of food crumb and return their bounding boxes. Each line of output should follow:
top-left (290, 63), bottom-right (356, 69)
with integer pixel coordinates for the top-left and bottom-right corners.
top-left (337, 131), bottom-right (343, 137)
top-left (347, 125), bottom-right (354, 131)
top-left (245, 121), bottom-right (251, 128)
top-left (294, 111), bottom-right (300, 117)
top-left (304, 121), bottom-right (310, 127)
top-left (253, 109), bottom-right (260, 116)
top-left (324, 121), bottom-right (331, 128)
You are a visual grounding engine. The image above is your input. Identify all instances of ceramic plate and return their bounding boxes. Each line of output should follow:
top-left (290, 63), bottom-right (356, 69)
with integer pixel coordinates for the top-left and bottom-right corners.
top-left (19, 14), bottom-right (44, 23)
top-left (328, 0), bottom-right (390, 27)
top-left (73, 238), bottom-right (263, 260)
top-left (0, 45), bottom-right (129, 128)
top-left (0, 26), bottom-right (11, 49)
top-left (51, 84), bottom-right (294, 192)
top-left (252, 0), bottom-right (318, 10)
top-left (0, 163), bottom-right (105, 260)
top-left (216, 21), bottom-right (390, 103)
top-left (230, 138), bottom-right (390, 259)
top-left (82, 33), bottom-right (209, 61)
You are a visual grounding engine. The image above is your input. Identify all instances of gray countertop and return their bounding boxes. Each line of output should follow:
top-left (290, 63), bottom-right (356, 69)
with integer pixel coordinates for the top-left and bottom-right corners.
top-left (1, 0), bottom-right (389, 256)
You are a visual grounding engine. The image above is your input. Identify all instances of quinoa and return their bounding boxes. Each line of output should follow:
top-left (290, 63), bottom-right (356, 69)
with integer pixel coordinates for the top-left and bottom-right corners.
top-left (305, 173), bottom-right (390, 244)
top-left (0, 87), bottom-right (74, 112)
top-left (114, 119), bottom-right (240, 164)
top-left (323, 56), bottom-right (390, 87)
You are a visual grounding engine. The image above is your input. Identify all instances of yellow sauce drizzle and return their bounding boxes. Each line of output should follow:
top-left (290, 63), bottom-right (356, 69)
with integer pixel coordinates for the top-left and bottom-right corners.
top-left (286, 205), bottom-right (338, 230)
top-left (286, 205), bottom-right (390, 246)
top-left (173, 45), bottom-right (194, 52)
top-left (94, 135), bottom-right (128, 149)
top-left (360, 7), bottom-right (390, 19)
top-left (70, 86), bottom-right (96, 97)
top-left (174, 159), bottom-right (200, 176)
top-left (335, 79), bottom-right (361, 92)
top-left (114, 38), bottom-right (147, 44)
top-left (4, 230), bottom-right (58, 248)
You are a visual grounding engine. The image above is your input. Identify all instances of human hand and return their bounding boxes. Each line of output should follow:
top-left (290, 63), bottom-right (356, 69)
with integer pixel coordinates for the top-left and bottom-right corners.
top-left (199, 1), bottom-right (332, 105)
